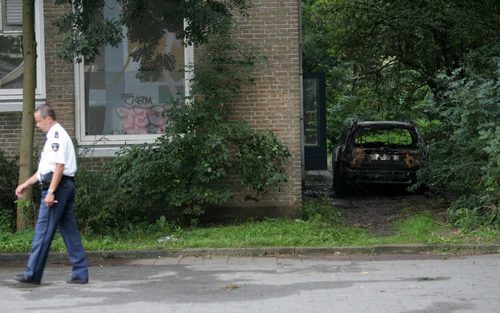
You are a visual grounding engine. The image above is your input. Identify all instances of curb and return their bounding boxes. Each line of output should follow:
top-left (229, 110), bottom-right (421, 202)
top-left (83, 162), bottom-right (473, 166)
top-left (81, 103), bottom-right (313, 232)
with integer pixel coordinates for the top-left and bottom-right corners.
top-left (1, 244), bottom-right (499, 262)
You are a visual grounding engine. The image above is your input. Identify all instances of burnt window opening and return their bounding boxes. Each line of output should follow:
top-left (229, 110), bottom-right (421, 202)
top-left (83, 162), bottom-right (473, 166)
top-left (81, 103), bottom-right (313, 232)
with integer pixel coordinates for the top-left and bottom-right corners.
top-left (354, 127), bottom-right (417, 149)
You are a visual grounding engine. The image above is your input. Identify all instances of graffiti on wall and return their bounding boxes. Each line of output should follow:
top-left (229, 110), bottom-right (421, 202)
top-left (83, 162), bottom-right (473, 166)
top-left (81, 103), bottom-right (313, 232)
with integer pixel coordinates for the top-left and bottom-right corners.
top-left (116, 93), bottom-right (167, 134)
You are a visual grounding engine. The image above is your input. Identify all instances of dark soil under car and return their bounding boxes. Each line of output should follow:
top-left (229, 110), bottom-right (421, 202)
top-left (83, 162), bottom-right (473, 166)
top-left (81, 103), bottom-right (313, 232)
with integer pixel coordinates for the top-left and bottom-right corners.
top-left (304, 171), bottom-right (452, 236)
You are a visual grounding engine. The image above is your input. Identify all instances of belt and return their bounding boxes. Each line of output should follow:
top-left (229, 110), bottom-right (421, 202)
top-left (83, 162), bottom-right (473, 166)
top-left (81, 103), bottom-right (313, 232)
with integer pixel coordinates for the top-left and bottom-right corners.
top-left (61, 175), bottom-right (75, 182)
top-left (40, 174), bottom-right (75, 189)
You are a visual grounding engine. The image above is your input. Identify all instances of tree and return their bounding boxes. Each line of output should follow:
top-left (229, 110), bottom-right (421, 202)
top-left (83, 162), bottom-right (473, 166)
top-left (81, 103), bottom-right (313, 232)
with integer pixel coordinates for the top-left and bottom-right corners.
top-left (16, 0), bottom-right (37, 230)
top-left (317, 0), bottom-right (499, 98)
top-left (54, 0), bottom-right (253, 74)
top-left (303, 0), bottom-right (500, 143)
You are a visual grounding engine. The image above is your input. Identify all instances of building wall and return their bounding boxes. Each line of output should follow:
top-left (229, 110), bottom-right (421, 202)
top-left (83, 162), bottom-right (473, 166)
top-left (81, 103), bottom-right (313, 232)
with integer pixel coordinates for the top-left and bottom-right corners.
top-left (0, 112), bottom-right (22, 159)
top-left (0, 0), bottom-right (303, 216)
top-left (219, 0), bottom-right (303, 217)
top-left (44, 1), bottom-right (76, 137)
top-left (0, 1), bottom-right (74, 158)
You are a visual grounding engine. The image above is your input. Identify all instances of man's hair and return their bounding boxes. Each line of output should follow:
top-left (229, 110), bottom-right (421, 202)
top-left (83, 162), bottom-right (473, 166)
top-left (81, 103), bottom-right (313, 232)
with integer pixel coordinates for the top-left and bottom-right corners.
top-left (35, 104), bottom-right (56, 120)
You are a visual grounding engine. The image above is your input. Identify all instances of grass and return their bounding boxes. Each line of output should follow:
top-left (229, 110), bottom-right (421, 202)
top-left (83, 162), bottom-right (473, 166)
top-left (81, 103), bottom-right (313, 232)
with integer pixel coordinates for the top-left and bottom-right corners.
top-left (0, 200), bottom-right (498, 253)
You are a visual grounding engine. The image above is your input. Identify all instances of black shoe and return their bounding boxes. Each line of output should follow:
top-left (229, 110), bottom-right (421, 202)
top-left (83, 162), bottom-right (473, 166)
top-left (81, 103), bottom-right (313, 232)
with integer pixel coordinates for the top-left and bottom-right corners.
top-left (66, 277), bottom-right (88, 284)
top-left (14, 274), bottom-right (40, 285)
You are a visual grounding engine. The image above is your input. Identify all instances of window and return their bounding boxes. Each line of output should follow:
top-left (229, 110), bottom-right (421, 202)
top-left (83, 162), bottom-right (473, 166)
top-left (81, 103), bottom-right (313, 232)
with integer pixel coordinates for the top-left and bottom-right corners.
top-left (0, 0), bottom-right (46, 112)
top-left (2, 0), bottom-right (22, 29)
top-left (303, 77), bottom-right (319, 146)
top-left (355, 127), bottom-right (415, 148)
top-left (75, 0), bottom-right (193, 146)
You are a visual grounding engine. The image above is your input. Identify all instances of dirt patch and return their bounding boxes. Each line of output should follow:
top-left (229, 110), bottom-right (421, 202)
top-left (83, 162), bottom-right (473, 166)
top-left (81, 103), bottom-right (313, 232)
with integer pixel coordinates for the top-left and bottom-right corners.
top-left (332, 194), bottom-right (450, 236)
top-left (304, 171), bottom-right (452, 236)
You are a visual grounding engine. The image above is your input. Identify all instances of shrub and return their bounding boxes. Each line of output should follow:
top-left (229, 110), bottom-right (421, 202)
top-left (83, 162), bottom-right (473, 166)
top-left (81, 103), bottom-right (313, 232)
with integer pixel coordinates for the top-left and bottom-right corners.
top-left (75, 168), bottom-right (116, 235)
top-left (419, 59), bottom-right (499, 229)
top-left (448, 195), bottom-right (499, 230)
top-left (106, 116), bottom-right (291, 225)
top-left (0, 150), bottom-right (18, 232)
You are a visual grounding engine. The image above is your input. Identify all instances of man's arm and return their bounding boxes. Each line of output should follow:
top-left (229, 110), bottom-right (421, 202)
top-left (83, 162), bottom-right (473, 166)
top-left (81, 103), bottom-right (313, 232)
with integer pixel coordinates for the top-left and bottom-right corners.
top-left (44, 163), bottom-right (64, 207)
top-left (15, 174), bottom-right (39, 198)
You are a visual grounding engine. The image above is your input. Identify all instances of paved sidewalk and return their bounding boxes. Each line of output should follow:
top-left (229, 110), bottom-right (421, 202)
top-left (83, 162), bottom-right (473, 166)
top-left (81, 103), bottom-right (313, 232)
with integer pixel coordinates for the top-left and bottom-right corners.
top-left (1, 254), bottom-right (498, 313)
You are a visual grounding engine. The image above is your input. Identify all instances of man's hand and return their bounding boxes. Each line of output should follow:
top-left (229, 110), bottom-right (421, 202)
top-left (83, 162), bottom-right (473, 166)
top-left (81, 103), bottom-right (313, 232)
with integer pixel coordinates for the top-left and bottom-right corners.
top-left (15, 173), bottom-right (39, 198)
top-left (15, 183), bottom-right (28, 198)
top-left (44, 192), bottom-right (56, 207)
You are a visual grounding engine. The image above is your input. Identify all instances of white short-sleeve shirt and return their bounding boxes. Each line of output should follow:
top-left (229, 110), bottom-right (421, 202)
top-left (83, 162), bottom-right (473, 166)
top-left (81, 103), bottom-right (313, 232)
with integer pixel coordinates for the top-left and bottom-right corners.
top-left (36, 122), bottom-right (77, 180)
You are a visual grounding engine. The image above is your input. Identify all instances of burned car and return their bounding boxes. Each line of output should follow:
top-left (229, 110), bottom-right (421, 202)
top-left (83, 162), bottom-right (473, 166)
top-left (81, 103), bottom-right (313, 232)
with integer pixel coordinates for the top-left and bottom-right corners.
top-left (332, 121), bottom-right (425, 194)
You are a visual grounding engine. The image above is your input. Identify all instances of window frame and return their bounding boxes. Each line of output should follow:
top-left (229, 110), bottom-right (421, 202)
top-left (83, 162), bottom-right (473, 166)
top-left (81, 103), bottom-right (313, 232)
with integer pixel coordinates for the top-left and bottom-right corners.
top-left (0, 0), bottom-right (46, 112)
top-left (74, 35), bottom-right (194, 147)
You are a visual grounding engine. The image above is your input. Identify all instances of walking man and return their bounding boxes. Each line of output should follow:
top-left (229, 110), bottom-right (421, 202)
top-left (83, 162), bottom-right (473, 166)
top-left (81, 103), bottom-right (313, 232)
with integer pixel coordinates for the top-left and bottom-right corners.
top-left (15, 104), bottom-right (89, 285)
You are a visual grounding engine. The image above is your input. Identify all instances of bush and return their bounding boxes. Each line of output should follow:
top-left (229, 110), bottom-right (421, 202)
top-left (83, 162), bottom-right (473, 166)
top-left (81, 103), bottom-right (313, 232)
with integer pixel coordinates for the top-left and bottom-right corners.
top-left (448, 195), bottom-right (499, 230)
top-left (0, 150), bottom-right (17, 232)
top-left (74, 168), bottom-right (118, 235)
top-left (106, 115), bottom-right (291, 225)
top-left (419, 59), bottom-right (499, 229)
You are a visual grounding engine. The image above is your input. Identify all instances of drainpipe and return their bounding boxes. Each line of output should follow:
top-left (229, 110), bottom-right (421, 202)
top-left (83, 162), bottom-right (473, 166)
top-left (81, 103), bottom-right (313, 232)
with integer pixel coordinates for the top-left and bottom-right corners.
top-left (298, 0), bottom-right (305, 190)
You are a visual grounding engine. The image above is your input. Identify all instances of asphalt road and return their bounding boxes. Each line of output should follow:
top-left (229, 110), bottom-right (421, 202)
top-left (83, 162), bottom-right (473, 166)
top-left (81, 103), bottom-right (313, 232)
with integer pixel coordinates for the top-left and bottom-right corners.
top-left (0, 254), bottom-right (498, 313)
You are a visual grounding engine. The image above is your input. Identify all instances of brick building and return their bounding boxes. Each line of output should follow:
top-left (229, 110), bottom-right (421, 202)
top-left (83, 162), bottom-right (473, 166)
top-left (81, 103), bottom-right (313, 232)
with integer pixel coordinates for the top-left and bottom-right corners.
top-left (0, 0), bottom-right (303, 217)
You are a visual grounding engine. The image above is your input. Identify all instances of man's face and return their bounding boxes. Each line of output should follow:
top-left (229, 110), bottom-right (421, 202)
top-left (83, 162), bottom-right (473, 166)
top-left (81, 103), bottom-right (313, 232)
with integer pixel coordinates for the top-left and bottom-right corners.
top-left (34, 112), bottom-right (52, 133)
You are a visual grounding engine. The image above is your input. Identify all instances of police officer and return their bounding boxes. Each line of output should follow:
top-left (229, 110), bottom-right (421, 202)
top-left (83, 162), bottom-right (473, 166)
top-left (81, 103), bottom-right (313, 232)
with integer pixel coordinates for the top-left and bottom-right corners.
top-left (15, 104), bottom-right (89, 285)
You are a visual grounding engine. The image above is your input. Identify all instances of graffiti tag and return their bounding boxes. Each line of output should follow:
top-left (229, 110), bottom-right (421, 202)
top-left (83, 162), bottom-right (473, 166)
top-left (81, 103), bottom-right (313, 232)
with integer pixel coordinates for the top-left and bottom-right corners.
top-left (121, 93), bottom-right (153, 106)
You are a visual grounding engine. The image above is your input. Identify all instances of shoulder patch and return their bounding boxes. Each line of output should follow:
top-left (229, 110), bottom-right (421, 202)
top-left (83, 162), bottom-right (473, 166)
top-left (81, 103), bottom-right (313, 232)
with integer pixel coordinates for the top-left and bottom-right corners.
top-left (51, 143), bottom-right (60, 152)
top-left (54, 131), bottom-right (59, 138)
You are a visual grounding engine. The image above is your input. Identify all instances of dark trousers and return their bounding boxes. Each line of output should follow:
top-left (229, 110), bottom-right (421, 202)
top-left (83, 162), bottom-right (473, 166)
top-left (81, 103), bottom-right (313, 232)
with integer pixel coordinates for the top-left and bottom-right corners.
top-left (24, 178), bottom-right (88, 283)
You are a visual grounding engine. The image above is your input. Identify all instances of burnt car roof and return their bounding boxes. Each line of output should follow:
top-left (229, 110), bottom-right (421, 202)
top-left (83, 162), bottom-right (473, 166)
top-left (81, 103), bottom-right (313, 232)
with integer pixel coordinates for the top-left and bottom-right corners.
top-left (356, 121), bottom-right (415, 129)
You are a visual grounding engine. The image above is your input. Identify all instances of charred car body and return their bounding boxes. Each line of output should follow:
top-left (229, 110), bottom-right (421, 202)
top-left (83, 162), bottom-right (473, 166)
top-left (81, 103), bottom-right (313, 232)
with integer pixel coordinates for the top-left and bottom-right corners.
top-left (332, 121), bottom-right (425, 194)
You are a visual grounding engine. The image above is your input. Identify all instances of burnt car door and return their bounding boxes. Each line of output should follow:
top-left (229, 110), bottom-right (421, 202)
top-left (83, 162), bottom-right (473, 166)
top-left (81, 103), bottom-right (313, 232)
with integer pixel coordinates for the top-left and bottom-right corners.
top-left (332, 124), bottom-right (354, 193)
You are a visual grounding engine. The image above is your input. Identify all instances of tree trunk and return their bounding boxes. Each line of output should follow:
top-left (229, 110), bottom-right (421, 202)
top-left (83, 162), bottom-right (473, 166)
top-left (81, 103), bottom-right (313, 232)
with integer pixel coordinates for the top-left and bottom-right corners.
top-left (17, 0), bottom-right (37, 230)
